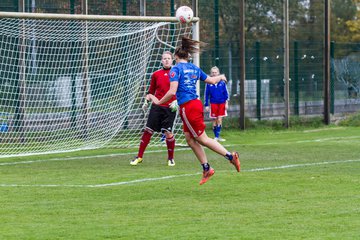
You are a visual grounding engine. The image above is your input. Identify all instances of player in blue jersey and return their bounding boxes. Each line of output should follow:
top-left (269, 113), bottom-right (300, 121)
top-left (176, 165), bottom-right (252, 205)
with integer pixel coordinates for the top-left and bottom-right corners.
top-left (148, 37), bottom-right (240, 185)
top-left (204, 66), bottom-right (229, 142)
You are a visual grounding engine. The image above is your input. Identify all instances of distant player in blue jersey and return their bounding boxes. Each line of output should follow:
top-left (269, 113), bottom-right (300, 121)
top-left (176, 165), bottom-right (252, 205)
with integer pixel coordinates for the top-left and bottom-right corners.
top-left (204, 66), bottom-right (229, 142)
top-left (148, 37), bottom-right (240, 185)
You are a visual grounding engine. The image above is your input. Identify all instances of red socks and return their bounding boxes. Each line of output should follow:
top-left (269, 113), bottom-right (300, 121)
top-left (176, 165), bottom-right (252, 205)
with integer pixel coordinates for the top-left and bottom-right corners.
top-left (138, 130), bottom-right (175, 160)
top-left (137, 129), bottom-right (153, 158)
top-left (166, 135), bottom-right (175, 160)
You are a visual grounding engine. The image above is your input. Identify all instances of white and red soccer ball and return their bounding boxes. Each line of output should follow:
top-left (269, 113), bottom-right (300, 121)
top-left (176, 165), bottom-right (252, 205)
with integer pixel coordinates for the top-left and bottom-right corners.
top-left (176, 6), bottom-right (194, 24)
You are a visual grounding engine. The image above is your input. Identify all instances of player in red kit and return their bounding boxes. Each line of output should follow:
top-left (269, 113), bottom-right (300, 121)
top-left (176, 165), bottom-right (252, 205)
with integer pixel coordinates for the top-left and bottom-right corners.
top-left (130, 51), bottom-right (177, 167)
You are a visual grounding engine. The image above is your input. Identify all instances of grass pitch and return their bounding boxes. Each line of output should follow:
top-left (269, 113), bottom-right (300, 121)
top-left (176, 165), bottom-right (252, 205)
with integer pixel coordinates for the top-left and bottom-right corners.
top-left (0, 126), bottom-right (359, 239)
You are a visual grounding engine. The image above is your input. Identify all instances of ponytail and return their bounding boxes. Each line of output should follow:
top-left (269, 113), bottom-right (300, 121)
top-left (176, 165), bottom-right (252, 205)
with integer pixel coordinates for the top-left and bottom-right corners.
top-left (174, 37), bottom-right (207, 60)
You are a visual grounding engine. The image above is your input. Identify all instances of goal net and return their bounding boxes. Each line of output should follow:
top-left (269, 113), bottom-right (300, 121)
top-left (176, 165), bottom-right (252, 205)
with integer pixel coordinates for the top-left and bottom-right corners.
top-left (0, 12), bottom-right (197, 157)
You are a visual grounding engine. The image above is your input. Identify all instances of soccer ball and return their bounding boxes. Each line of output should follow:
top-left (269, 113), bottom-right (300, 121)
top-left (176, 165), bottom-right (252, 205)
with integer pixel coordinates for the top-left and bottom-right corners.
top-left (176, 6), bottom-right (194, 24)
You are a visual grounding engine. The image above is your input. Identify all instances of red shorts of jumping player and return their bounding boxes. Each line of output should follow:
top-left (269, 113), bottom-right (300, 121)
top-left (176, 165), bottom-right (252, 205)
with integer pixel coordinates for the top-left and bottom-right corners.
top-left (179, 99), bottom-right (206, 138)
top-left (209, 102), bottom-right (227, 118)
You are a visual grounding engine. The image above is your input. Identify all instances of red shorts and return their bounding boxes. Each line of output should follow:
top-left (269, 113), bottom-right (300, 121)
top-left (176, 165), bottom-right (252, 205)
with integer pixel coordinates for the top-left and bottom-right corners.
top-left (209, 102), bottom-right (227, 118)
top-left (179, 99), bottom-right (206, 138)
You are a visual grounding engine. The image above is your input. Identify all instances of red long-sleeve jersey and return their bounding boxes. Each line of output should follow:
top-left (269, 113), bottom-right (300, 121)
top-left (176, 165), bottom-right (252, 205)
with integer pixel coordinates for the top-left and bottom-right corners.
top-left (148, 68), bottom-right (176, 107)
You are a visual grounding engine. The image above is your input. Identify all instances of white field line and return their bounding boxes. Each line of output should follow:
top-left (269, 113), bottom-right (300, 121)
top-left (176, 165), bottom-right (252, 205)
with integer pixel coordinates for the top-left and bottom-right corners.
top-left (303, 127), bottom-right (345, 133)
top-left (0, 135), bottom-right (358, 167)
top-left (296, 136), bottom-right (360, 143)
top-left (0, 148), bottom-right (194, 166)
top-left (242, 136), bottom-right (360, 146)
top-left (0, 159), bottom-right (359, 188)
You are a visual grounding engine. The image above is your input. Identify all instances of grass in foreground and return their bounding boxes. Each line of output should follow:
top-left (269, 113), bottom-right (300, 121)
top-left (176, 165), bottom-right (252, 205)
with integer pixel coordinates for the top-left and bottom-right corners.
top-left (0, 126), bottom-right (359, 239)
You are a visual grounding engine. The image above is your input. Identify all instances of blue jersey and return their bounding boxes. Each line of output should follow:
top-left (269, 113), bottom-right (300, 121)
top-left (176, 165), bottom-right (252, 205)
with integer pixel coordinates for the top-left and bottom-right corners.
top-left (170, 62), bottom-right (208, 105)
top-left (204, 81), bottom-right (229, 106)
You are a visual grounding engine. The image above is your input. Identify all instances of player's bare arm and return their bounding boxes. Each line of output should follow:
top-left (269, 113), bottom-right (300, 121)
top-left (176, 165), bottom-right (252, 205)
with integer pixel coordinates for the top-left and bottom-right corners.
top-left (148, 94), bottom-right (159, 104)
top-left (205, 74), bottom-right (227, 85)
top-left (145, 94), bottom-right (151, 101)
top-left (152, 81), bottom-right (178, 105)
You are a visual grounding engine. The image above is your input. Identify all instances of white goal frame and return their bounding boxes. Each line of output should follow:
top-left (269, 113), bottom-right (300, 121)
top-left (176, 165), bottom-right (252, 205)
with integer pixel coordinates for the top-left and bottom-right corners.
top-left (0, 12), bottom-right (200, 157)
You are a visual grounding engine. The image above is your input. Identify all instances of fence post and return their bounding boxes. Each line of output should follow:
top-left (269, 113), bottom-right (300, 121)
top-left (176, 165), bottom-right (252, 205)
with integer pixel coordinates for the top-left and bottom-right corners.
top-left (323, 0), bottom-right (331, 124)
top-left (255, 41), bottom-right (261, 120)
top-left (214, 0), bottom-right (219, 66)
top-left (330, 41), bottom-right (335, 114)
top-left (14, 0), bottom-right (21, 11)
top-left (170, 0), bottom-right (175, 16)
top-left (239, 0), bottom-right (245, 130)
top-left (294, 41), bottom-right (299, 115)
top-left (70, 0), bottom-right (75, 14)
top-left (283, 0), bottom-right (290, 128)
top-left (122, 0), bottom-right (127, 15)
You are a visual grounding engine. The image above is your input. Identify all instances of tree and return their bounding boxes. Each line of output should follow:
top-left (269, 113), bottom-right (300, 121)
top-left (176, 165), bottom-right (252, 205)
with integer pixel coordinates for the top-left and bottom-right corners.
top-left (344, 0), bottom-right (360, 42)
top-left (331, 0), bottom-right (358, 42)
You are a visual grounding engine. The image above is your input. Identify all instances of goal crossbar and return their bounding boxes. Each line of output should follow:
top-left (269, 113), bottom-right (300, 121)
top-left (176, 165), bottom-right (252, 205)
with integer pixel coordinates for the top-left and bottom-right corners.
top-left (0, 11), bottom-right (200, 23)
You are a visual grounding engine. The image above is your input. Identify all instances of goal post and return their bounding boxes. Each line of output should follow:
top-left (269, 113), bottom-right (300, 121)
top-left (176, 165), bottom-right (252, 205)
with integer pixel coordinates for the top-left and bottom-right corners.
top-left (0, 12), bottom-right (199, 157)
